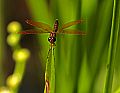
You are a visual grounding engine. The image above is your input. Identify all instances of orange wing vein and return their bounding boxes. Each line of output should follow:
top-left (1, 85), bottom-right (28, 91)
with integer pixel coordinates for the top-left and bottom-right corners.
top-left (18, 29), bottom-right (50, 34)
top-left (60, 20), bottom-right (84, 30)
top-left (25, 19), bottom-right (53, 32)
top-left (58, 29), bottom-right (86, 35)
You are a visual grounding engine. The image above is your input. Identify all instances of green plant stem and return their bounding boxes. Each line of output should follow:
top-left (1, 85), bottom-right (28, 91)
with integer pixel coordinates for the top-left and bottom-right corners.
top-left (44, 47), bottom-right (55, 93)
top-left (12, 62), bottom-right (27, 93)
top-left (50, 47), bottom-right (55, 93)
top-left (8, 44), bottom-right (27, 93)
top-left (103, 0), bottom-right (119, 92)
top-left (0, 0), bottom-right (5, 86)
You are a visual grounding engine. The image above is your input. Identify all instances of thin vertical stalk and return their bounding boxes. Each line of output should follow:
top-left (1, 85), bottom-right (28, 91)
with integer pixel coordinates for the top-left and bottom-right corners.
top-left (103, 0), bottom-right (119, 92)
top-left (50, 47), bottom-right (55, 93)
top-left (0, 0), bottom-right (5, 86)
top-left (44, 47), bottom-right (55, 93)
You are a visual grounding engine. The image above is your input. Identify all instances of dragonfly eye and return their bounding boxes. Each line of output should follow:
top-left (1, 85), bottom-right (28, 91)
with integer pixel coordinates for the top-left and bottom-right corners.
top-left (52, 37), bottom-right (56, 42)
top-left (48, 37), bottom-right (51, 42)
top-left (48, 37), bottom-right (56, 43)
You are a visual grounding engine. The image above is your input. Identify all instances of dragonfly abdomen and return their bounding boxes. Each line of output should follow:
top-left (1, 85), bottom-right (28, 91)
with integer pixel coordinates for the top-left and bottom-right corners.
top-left (54, 19), bottom-right (58, 32)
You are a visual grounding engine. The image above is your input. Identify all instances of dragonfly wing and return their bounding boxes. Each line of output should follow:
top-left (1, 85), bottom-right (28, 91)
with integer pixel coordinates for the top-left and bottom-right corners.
top-left (58, 29), bottom-right (86, 35)
top-left (60, 20), bottom-right (84, 31)
top-left (18, 29), bottom-right (50, 34)
top-left (25, 19), bottom-right (53, 32)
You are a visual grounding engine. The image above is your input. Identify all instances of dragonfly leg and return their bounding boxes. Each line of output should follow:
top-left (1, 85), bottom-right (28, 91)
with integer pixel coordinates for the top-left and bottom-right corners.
top-left (47, 43), bottom-right (56, 58)
top-left (53, 47), bottom-right (55, 62)
top-left (47, 46), bottom-right (52, 59)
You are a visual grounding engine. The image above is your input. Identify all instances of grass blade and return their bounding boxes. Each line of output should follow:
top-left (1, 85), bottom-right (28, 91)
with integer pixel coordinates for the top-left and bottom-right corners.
top-left (103, 0), bottom-right (120, 92)
top-left (0, 0), bottom-right (5, 86)
top-left (44, 47), bottom-right (55, 93)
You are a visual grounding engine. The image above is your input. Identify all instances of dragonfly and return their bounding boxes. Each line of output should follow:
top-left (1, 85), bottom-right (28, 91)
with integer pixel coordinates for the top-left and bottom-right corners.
top-left (19, 19), bottom-right (86, 93)
top-left (19, 19), bottom-right (86, 47)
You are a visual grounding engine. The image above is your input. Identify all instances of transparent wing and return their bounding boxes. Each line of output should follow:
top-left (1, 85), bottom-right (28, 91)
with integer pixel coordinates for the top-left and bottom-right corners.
top-left (18, 29), bottom-right (50, 34)
top-left (57, 29), bottom-right (86, 35)
top-left (25, 19), bottom-right (53, 32)
top-left (59, 20), bottom-right (84, 31)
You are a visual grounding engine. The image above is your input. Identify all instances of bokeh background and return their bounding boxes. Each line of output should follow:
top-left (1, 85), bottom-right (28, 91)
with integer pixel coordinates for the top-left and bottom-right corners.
top-left (0, 0), bottom-right (120, 93)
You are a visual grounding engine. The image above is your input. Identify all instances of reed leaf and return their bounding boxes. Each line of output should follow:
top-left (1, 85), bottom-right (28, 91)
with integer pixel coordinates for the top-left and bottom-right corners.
top-left (0, 0), bottom-right (5, 86)
top-left (103, 0), bottom-right (120, 92)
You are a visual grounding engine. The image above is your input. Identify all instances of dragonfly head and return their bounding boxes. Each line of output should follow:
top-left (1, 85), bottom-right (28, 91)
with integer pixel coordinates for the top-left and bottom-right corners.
top-left (48, 37), bottom-right (56, 44)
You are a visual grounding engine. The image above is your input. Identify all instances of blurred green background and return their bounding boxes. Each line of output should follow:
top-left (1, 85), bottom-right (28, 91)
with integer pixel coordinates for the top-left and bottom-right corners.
top-left (0, 0), bottom-right (120, 93)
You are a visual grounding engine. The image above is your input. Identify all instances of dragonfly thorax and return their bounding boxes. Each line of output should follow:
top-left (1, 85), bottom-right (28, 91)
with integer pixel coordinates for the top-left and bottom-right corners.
top-left (50, 32), bottom-right (56, 37)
